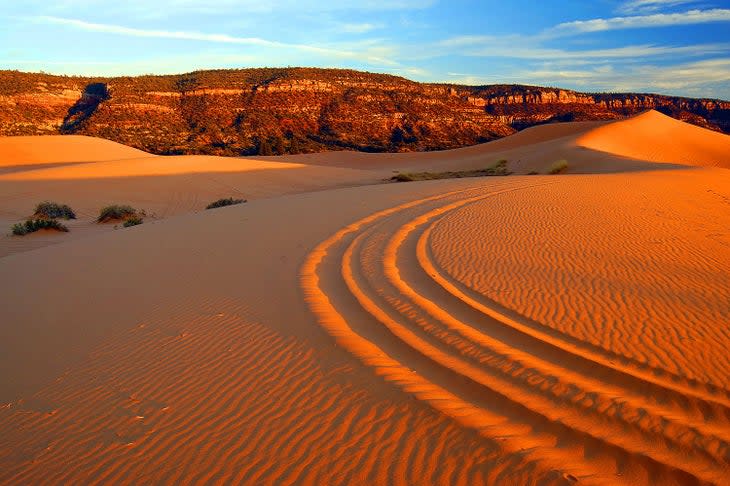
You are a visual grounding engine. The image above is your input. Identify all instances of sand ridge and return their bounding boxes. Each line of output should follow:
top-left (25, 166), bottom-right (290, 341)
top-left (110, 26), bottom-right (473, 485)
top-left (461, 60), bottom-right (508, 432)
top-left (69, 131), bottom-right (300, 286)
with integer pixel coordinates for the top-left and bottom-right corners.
top-left (0, 135), bottom-right (149, 168)
top-left (578, 110), bottom-right (730, 168)
top-left (302, 172), bottom-right (730, 485)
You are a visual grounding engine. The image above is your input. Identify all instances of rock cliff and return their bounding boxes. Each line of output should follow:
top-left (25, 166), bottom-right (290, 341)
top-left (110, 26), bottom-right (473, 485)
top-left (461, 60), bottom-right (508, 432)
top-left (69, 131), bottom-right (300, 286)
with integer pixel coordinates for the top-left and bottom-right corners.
top-left (1, 68), bottom-right (727, 156)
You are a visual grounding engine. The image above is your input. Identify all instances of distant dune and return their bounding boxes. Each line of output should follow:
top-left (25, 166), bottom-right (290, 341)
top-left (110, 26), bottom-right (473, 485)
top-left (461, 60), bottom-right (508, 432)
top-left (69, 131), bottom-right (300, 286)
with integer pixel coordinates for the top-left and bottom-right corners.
top-left (0, 112), bottom-right (728, 485)
top-left (0, 135), bottom-right (148, 168)
top-left (578, 110), bottom-right (730, 168)
top-left (286, 110), bottom-right (729, 174)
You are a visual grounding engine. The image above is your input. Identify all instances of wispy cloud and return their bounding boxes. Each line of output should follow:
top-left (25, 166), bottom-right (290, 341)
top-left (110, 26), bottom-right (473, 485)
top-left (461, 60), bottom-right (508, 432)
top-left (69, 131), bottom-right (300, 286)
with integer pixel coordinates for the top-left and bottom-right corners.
top-left (617, 0), bottom-right (700, 14)
top-left (460, 42), bottom-right (730, 60)
top-left (473, 58), bottom-right (730, 95)
top-left (339, 22), bottom-right (382, 34)
top-left (551, 9), bottom-right (730, 35)
top-left (34, 0), bottom-right (435, 16)
top-left (32, 16), bottom-right (399, 65)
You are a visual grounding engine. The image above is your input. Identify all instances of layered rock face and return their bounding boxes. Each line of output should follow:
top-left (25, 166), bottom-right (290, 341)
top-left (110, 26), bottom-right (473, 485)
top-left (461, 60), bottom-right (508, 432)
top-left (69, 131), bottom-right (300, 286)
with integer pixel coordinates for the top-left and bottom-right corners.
top-left (0, 68), bottom-right (727, 156)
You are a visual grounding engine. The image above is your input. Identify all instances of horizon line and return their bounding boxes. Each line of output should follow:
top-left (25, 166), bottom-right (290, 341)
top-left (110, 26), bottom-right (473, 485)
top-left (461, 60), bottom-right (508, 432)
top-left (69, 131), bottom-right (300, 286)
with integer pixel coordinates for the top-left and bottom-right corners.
top-left (2, 65), bottom-right (729, 102)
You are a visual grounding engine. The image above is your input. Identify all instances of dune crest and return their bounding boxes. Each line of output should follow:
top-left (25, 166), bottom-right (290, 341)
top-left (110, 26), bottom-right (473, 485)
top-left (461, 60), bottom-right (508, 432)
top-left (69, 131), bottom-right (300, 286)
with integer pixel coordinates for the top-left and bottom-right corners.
top-left (0, 135), bottom-right (150, 167)
top-left (578, 110), bottom-right (730, 168)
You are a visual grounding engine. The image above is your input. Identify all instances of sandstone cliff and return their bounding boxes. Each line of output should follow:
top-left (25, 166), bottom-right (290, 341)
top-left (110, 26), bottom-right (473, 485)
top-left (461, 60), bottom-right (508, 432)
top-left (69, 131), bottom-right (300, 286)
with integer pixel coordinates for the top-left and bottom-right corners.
top-left (0, 68), bottom-right (727, 156)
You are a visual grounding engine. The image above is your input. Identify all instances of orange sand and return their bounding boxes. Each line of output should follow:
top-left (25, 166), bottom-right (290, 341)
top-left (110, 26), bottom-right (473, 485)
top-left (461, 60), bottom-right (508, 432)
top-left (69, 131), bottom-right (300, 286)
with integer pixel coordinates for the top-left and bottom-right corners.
top-left (0, 111), bottom-right (729, 485)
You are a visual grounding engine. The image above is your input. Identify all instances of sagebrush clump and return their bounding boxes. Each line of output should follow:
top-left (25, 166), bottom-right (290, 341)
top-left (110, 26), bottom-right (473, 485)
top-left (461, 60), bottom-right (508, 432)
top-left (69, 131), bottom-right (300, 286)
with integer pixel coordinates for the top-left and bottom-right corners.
top-left (33, 201), bottom-right (76, 220)
top-left (122, 216), bottom-right (144, 227)
top-left (390, 161), bottom-right (512, 183)
top-left (549, 160), bottom-right (569, 174)
top-left (205, 197), bottom-right (247, 210)
top-left (97, 205), bottom-right (139, 223)
top-left (11, 218), bottom-right (69, 236)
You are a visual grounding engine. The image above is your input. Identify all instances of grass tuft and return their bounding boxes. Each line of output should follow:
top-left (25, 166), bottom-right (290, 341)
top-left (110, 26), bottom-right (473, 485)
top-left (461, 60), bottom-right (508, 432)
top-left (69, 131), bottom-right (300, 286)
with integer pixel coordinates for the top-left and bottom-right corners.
top-left (122, 216), bottom-right (143, 227)
top-left (548, 160), bottom-right (569, 175)
top-left (34, 201), bottom-right (76, 220)
top-left (11, 218), bottom-right (69, 236)
top-left (391, 160), bottom-right (512, 183)
top-left (97, 205), bottom-right (138, 223)
top-left (205, 197), bottom-right (247, 210)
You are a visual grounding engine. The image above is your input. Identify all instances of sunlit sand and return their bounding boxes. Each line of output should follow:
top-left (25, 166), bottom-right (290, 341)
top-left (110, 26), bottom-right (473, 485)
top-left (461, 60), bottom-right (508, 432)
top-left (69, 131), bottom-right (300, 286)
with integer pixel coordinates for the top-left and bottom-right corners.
top-left (1, 111), bottom-right (728, 485)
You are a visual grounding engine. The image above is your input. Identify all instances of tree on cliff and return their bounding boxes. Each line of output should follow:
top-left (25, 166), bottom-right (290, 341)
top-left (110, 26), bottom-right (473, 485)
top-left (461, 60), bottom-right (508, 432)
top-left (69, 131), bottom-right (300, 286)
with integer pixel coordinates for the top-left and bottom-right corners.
top-left (257, 138), bottom-right (273, 156)
top-left (175, 75), bottom-right (201, 96)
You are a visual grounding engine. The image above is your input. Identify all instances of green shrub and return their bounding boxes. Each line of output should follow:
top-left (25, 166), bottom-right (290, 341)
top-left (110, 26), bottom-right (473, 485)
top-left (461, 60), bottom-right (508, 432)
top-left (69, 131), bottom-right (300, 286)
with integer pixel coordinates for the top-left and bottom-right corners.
top-left (549, 160), bottom-right (569, 174)
top-left (11, 218), bottom-right (69, 236)
top-left (97, 205), bottom-right (138, 223)
top-left (123, 216), bottom-right (143, 227)
top-left (33, 201), bottom-right (76, 219)
top-left (486, 159), bottom-right (511, 175)
top-left (205, 197), bottom-right (247, 209)
top-left (390, 163), bottom-right (512, 183)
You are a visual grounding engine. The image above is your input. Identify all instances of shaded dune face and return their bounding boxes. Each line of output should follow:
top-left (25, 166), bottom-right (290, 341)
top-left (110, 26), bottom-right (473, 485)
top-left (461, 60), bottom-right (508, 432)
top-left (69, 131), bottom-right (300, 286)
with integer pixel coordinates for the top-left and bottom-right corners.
top-left (302, 172), bottom-right (730, 486)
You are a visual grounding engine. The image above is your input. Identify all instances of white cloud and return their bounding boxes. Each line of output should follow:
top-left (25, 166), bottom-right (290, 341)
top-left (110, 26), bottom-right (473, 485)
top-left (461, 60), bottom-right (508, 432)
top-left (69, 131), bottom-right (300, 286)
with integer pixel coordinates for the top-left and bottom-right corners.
top-left (465, 43), bottom-right (730, 60)
top-left (34, 0), bottom-right (434, 15)
top-left (617, 0), bottom-right (700, 14)
top-left (506, 58), bottom-right (730, 95)
top-left (32, 16), bottom-right (400, 65)
top-left (551, 9), bottom-right (730, 35)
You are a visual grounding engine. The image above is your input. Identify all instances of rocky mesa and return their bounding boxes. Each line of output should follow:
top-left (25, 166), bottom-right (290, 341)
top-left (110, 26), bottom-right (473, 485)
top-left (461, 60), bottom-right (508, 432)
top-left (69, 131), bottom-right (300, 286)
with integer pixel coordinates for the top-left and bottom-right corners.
top-left (1, 67), bottom-right (728, 156)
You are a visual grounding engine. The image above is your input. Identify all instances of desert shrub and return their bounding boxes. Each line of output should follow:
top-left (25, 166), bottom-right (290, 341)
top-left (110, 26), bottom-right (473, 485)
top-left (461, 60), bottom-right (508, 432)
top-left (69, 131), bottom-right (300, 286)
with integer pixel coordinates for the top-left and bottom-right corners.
top-left (34, 201), bottom-right (76, 219)
top-left (205, 197), bottom-right (247, 209)
top-left (97, 205), bottom-right (138, 223)
top-left (549, 160), bottom-right (569, 174)
top-left (527, 170), bottom-right (540, 175)
top-left (123, 216), bottom-right (143, 227)
top-left (391, 164), bottom-right (513, 182)
top-left (12, 218), bottom-right (69, 236)
top-left (391, 173), bottom-right (415, 182)
top-left (485, 159), bottom-right (511, 176)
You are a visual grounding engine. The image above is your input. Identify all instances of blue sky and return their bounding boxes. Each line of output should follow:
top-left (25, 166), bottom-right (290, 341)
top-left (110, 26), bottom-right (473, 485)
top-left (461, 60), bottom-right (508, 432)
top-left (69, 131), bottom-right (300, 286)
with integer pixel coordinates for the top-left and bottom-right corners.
top-left (1, 0), bottom-right (729, 98)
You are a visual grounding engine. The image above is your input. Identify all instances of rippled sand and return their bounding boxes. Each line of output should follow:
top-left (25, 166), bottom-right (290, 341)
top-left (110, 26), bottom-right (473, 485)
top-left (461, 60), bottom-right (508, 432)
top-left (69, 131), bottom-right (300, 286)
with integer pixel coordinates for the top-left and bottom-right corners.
top-left (1, 111), bottom-right (729, 485)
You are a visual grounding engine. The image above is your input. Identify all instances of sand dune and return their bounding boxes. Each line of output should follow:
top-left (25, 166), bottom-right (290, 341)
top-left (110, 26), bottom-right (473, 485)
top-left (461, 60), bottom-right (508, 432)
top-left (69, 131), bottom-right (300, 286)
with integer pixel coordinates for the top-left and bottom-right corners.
top-left (0, 138), bottom-right (377, 257)
top-left (578, 110), bottom-right (730, 168)
top-left (0, 135), bottom-right (148, 169)
top-left (1, 113), bottom-right (729, 485)
top-left (302, 170), bottom-right (730, 485)
top-left (285, 110), bottom-right (729, 174)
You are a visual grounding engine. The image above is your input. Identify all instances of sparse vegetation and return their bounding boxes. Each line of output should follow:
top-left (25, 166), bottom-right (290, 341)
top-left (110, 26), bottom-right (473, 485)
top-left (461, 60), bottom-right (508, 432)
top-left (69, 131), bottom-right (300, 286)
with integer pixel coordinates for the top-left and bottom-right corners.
top-left (548, 160), bottom-right (569, 174)
top-left (486, 159), bottom-right (511, 176)
top-left (527, 170), bottom-right (540, 175)
top-left (97, 205), bottom-right (139, 223)
top-left (122, 216), bottom-right (144, 227)
top-left (391, 160), bottom-right (512, 182)
top-left (11, 218), bottom-right (68, 236)
top-left (205, 197), bottom-right (247, 210)
top-left (391, 173), bottom-right (415, 182)
top-left (33, 201), bottom-right (76, 220)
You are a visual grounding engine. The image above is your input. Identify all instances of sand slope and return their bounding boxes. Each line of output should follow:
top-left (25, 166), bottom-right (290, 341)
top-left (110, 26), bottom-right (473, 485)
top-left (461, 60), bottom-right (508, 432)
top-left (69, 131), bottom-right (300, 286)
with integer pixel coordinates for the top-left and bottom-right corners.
top-left (578, 110), bottom-right (730, 168)
top-left (285, 110), bottom-right (730, 174)
top-left (0, 113), bottom-right (729, 485)
top-left (0, 136), bottom-right (377, 258)
top-left (0, 135), bottom-right (149, 170)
